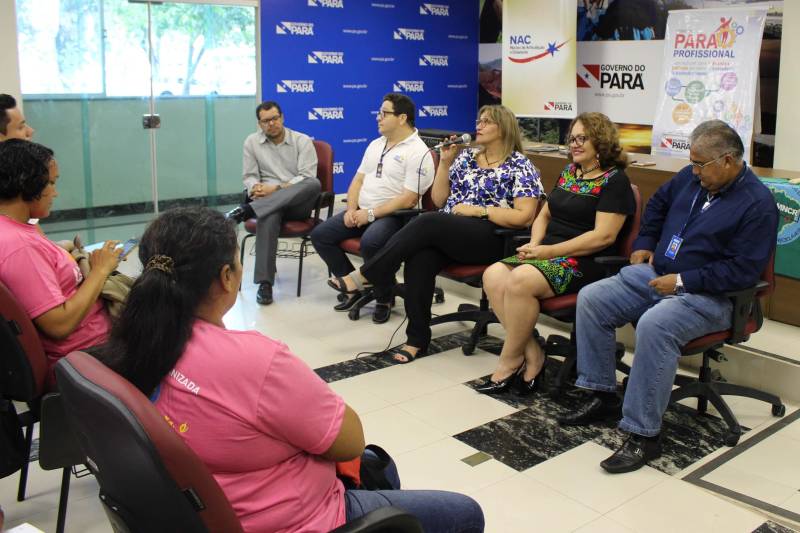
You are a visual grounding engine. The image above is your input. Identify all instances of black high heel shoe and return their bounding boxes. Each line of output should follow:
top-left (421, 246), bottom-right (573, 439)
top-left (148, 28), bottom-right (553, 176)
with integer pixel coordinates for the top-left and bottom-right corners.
top-left (515, 357), bottom-right (547, 396)
top-left (475, 364), bottom-right (524, 395)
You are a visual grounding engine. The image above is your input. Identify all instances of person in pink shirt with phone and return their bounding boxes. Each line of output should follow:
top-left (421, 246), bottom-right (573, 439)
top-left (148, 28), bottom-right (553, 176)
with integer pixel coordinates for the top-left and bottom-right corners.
top-left (98, 206), bottom-right (484, 533)
top-left (0, 140), bottom-right (120, 385)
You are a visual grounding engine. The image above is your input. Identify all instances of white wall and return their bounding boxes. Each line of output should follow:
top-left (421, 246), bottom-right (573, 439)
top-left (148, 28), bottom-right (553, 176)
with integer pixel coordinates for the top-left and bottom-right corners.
top-left (774, 1), bottom-right (799, 172)
top-left (0, 0), bottom-right (22, 104)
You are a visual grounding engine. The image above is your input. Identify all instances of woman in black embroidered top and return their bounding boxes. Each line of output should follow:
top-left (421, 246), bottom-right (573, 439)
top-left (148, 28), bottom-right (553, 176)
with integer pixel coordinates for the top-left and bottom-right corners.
top-left (477, 112), bottom-right (636, 395)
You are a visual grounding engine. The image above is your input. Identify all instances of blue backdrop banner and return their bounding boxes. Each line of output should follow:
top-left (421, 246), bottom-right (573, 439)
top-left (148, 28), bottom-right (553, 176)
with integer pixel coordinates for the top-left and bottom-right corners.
top-left (260, 0), bottom-right (478, 192)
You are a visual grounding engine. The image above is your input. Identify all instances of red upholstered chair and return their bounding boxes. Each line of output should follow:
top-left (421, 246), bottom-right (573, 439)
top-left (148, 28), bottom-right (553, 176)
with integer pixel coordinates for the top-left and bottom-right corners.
top-left (239, 139), bottom-right (335, 296)
top-left (0, 281), bottom-right (79, 533)
top-left (428, 195), bottom-right (547, 355)
top-left (55, 351), bottom-right (244, 533)
top-left (542, 184), bottom-right (642, 396)
top-left (337, 152), bottom-right (442, 321)
top-left (668, 253), bottom-right (785, 445)
top-left (55, 352), bottom-right (423, 533)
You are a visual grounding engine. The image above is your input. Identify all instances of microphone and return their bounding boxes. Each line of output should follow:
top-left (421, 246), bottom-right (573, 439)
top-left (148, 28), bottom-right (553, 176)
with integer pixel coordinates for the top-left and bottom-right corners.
top-left (433, 133), bottom-right (472, 150)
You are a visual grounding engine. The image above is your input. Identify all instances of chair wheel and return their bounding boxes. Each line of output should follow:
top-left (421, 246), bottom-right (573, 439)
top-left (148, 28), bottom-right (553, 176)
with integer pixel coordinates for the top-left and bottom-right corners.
top-left (348, 308), bottom-right (360, 321)
top-left (724, 432), bottom-right (741, 446)
top-left (772, 404), bottom-right (786, 417)
top-left (462, 344), bottom-right (475, 356)
top-left (434, 293), bottom-right (445, 304)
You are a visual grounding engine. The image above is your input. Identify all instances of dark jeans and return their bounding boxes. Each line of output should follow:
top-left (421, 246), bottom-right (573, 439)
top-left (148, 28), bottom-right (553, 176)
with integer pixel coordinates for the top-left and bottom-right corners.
top-left (311, 211), bottom-right (404, 301)
top-left (344, 450), bottom-right (484, 533)
top-left (360, 212), bottom-right (507, 350)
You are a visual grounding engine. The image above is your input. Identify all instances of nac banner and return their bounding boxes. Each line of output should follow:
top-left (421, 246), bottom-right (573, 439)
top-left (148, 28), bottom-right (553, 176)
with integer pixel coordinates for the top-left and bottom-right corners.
top-left (260, 0), bottom-right (478, 193)
top-left (651, 7), bottom-right (766, 161)
top-left (502, 0), bottom-right (577, 119)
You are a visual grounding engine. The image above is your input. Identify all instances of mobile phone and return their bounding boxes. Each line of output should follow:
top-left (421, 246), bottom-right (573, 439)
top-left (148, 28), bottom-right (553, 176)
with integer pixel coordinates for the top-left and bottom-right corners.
top-left (119, 238), bottom-right (139, 259)
top-left (631, 161), bottom-right (656, 167)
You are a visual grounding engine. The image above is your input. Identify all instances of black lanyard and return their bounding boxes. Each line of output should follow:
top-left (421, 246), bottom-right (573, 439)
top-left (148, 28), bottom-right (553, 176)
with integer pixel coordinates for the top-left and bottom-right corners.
top-left (678, 170), bottom-right (746, 238)
top-left (376, 140), bottom-right (398, 179)
top-left (678, 189), bottom-right (715, 237)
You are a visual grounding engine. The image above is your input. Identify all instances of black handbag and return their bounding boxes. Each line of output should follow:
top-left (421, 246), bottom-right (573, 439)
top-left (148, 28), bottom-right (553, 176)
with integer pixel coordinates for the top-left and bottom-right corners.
top-left (338, 444), bottom-right (399, 491)
top-left (357, 444), bottom-right (397, 491)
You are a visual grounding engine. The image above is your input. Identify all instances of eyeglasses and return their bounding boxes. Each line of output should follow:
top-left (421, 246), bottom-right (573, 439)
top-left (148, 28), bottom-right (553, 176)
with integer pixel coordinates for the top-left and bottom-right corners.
top-left (475, 118), bottom-right (495, 128)
top-left (258, 115), bottom-right (282, 125)
top-left (690, 152), bottom-right (730, 170)
top-left (377, 109), bottom-right (398, 119)
top-left (567, 135), bottom-right (588, 147)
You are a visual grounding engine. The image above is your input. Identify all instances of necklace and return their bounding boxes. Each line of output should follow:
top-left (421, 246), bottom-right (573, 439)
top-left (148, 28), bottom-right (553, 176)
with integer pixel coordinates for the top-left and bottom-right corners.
top-left (483, 151), bottom-right (501, 166)
top-left (577, 162), bottom-right (601, 178)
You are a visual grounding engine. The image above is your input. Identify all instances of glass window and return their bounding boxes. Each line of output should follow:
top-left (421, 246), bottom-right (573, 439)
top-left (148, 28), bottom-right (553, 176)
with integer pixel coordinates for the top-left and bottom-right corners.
top-left (16, 0), bottom-right (256, 97)
top-left (16, 0), bottom-right (103, 95)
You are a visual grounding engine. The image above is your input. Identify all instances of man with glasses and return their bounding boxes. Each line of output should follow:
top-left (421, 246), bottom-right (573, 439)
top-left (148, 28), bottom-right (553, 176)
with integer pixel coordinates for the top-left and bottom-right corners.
top-left (226, 101), bottom-right (319, 305)
top-left (311, 93), bottom-right (434, 323)
top-left (560, 120), bottom-right (778, 473)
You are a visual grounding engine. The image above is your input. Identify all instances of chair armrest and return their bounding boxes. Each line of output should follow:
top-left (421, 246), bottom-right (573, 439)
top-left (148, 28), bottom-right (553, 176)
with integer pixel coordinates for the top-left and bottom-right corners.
top-left (392, 208), bottom-right (425, 218)
top-left (724, 280), bottom-right (768, 343)
top-left (494, 228), bottom-right (530, 256)
top-left (39, 393), bottom-right (85, 470)
top-left (314, 191), bottom-right (336, 221)
top-left (594, 256), bottom-right (630, 277)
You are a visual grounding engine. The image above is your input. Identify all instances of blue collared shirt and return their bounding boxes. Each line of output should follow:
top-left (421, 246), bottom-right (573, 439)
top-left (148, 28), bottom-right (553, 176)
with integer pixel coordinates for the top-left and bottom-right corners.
top-left (633, 163), bottom-right (778, 294)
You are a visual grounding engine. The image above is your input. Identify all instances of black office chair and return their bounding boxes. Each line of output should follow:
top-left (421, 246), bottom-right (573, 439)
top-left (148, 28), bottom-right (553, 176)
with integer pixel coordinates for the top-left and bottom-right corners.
top-left (0, 282), bottom-right (80, 533)
top-left (56, 351), bottom-right (422, 532)
top-left (669, 253), bottom-right (785, 446)
top-left (541, 184), bottom-right (642, 396)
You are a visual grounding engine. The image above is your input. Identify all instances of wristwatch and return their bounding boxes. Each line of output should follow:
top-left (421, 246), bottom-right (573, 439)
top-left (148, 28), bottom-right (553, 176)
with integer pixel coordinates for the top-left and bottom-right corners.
top-left (367, 208), bottom-right (375, 223)
top-left (674, 274), bottom-right (685, 295)
top-left (479, 207), bottom-right (489, 219)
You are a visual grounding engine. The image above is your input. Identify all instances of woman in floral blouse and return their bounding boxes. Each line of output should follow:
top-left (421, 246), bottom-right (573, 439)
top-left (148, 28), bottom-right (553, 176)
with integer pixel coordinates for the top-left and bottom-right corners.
top-left (477, 112), bottom-right (635, 395)
top-left (329, 105), bottom-right (542, 363)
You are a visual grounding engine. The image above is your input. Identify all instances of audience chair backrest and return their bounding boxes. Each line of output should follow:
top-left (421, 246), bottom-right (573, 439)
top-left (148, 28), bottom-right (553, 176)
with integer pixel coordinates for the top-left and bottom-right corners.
top-left (420, 150), bottom-right (440, 211)
top-left (0, 282), bottom-right (48, 401)
top-left (55, 352), bottom-right (243, 533)
top-left (618, 184), bottom-right (642, 258)
top-left (313, 140), bottom-right (335, 197)
top-left (759, 252), bottom-right (776, 298)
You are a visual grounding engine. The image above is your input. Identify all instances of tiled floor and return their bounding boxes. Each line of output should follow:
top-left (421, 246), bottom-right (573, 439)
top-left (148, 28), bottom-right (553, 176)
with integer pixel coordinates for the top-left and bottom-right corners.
top-left (2, 241), bottom-right (799, 532)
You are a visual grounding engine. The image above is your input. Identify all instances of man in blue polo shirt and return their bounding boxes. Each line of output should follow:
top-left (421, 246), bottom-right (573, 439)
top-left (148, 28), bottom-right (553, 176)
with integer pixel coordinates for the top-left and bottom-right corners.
top-left (559, 120), bottom-right (778, 473)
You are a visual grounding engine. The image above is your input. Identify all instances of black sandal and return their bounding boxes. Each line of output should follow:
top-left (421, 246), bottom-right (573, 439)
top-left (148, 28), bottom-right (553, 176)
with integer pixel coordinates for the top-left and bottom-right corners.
top-left (391, 346), bottom-right (426, 364)
top-left (334, 291), bottom-right (364, 311)
top-left (327, 272), bottom-right (373, 294)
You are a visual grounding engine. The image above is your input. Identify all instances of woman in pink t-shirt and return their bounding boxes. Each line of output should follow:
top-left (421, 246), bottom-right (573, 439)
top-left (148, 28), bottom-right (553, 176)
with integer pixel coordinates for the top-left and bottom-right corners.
top-left (0, 140), bottom-right (120, 384)
top-left (99, 207), bottom-right (484, 533)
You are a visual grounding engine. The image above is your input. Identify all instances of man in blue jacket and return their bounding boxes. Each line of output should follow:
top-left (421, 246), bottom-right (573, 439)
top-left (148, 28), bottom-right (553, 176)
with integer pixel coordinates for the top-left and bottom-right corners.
top-left (559, 120), bottom-right (778, 473)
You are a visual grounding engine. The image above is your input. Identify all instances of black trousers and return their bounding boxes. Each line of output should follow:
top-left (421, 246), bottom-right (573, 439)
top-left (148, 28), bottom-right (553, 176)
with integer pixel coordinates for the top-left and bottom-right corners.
top-left (360, 212), bottom-right (507, 350)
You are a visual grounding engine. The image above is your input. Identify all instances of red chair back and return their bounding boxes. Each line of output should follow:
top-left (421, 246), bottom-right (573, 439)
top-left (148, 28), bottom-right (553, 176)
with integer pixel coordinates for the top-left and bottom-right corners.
top-left (313, 140), bottom-right (335, 199)
top-left (55, 352), bottom-right (243, 533)
top-left (0, 282), bottom-right (48, 400)
top-left (618, 183), bottom-right (642, 258)
top-left (759, 252), bottom-right (775, 298)
top-left (421, 150), bottom-right (439, 211)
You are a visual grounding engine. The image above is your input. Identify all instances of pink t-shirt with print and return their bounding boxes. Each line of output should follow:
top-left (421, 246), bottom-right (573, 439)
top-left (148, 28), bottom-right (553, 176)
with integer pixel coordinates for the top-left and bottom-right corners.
top-left (154, 320), bottom-right (346, 533)
top-left (0, 216), bottom-right (111, 373)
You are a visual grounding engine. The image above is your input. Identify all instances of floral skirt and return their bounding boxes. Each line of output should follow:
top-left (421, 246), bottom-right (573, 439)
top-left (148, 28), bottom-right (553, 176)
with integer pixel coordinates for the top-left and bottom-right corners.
top-left (500, 254), bottom-right (603, 296)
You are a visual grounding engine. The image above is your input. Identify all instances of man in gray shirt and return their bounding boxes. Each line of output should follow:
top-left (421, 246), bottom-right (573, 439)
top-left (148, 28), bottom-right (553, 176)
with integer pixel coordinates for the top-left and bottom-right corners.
top-left (226, 101), bottom-right (319, 305)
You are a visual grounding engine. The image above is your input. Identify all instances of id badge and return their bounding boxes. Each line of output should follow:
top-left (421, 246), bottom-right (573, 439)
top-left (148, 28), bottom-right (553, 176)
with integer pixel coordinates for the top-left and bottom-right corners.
top-left (665, 235), bottom-right (683, 260)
